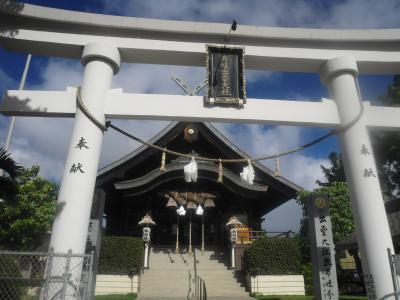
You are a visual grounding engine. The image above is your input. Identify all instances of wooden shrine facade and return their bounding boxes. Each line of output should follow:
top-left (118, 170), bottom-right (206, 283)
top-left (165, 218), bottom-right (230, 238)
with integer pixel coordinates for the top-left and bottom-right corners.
top-left (95, 122), bottom-right (301, 247)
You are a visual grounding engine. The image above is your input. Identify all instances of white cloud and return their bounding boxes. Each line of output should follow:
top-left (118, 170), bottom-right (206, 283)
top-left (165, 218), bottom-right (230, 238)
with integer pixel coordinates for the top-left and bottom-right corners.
top-left (113, 63), bottom-right (205, 94)
top-left (263, 154), bottom-right (328, 232)
top-left (101, 0), bottom-right (400, 29)
top-left (324, 0), bottom-right (400, 29)
top-left (246, 70), bottom-right (278, 85)
top-left (213, 123), bottom-right (330, 232)
top-left (284, 154), bottom-right (329, 191)
top-left (5, 58), bottom-right (82, 180)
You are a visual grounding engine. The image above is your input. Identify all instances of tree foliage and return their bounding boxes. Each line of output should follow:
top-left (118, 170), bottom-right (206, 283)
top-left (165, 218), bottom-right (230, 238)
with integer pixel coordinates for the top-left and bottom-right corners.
top-left (297, 152), bottom-right (354, 264)
top-left (379, 75), bottom-right (400, 107)
top-left (0, 166), bottom-right (57, 250)
top-left (316, 151), bottom-right (346, 186)
top-left (0, 147), bottom-right (23, 203)
top-left (298, 182), bottom-right (354, 244)
top-left (371, 75), bottom-right (400, 197)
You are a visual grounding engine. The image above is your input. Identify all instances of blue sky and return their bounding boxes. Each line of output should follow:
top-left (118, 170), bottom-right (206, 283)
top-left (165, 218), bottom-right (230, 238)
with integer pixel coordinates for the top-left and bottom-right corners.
top-left (1, 0), bottom-right (399, 232)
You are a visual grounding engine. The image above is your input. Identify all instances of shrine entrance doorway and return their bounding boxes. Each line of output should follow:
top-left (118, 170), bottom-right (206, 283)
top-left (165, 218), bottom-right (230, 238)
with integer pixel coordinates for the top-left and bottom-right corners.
top-left (149, 205), bottom-right (220, 248)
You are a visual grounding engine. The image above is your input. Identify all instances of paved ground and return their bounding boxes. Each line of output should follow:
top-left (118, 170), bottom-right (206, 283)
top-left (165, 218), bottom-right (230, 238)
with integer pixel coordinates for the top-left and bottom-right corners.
top-left (138, 296), bottom-right (254, 300)
top-left (208, 297), bottom-right (253, 300)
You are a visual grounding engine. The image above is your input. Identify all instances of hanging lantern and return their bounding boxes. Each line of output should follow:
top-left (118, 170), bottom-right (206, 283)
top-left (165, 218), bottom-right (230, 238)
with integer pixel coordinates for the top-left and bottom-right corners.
top-left (196, 204), bottom-right (204, 216)
top-left (166, 197), bottom-right (178, 208)
top-left (196, 194), bottom-right (205, 205)
top-left (176, 205), bottom-right (186, 216)
top-left (177, 196), bottom-right (186, 206)
top-left (226, 216), bottom-right (242, 227)
top-left (138, 214), bottom-right (156, 226)
top-left (184, 157), bottom-right (198, 183)
top-left (240, 159), bottom-right (255, 185)
top-left (187, 201), bottom-right (197, 210)
top-left (202, 193), bottom-right (216, 199)
top-left (170, 191), bottom-right (179, 199)
top-left (204, 198), bottom-right (216, 208)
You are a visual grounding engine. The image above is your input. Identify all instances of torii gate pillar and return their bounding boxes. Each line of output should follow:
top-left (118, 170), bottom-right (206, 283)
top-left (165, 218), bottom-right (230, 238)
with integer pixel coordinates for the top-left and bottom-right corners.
top-left (49, 42), bottom-right (121, 254)
top-left (321, 56), bottom-right (395, 300)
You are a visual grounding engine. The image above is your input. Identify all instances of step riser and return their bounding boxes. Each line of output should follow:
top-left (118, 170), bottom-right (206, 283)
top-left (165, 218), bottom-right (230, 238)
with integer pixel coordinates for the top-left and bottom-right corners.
top-left (138, 249), bottom-right (250, 299)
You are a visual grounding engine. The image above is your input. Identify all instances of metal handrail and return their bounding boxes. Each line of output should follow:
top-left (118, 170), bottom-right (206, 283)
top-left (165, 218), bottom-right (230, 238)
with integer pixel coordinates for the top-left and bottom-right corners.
top-left (193, 249), bottom-right (207, 300)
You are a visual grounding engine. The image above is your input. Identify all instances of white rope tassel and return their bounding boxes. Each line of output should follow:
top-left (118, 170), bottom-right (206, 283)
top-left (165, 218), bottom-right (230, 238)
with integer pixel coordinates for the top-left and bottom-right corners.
top-left (240, 159), bottom-right (255, 185)
top-left (177, 205), bottom-right (186, 216)
top-left (160, 149), bottom-right (166, 172)
top-left (274, 156), bottom-right (281, 176)
top-left (217, 159), bottom-right (223, 183)
top-left (184, 157), bottom-right (198, 183)
top-left (196, 204), bottom-right (204, 216)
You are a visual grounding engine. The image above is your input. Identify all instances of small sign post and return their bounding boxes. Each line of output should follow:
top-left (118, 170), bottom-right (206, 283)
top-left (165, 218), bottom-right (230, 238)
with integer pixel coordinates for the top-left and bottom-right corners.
top-left (307, 194), bottom-right (339, 300)
top-left (205, 45), bottom-right (246, 106)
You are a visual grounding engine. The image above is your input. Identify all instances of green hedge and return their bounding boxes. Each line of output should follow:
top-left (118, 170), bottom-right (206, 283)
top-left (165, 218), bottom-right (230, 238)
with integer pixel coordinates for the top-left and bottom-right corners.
top-left (243, 237), bottom-right (301, 275)
top-left (300, 262), bottom-right (313, 295)
top-left (98, 236), bottom-right (144, 275)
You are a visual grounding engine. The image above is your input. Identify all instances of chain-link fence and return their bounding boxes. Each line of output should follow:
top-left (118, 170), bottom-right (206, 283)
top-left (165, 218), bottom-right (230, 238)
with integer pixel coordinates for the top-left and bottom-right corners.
top-left (0, 249), bottom-right (93, 300)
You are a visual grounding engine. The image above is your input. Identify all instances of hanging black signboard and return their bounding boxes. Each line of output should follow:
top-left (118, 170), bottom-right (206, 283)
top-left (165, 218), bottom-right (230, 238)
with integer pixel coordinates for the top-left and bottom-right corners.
top-left (205, 45), bottom-right (246, 106)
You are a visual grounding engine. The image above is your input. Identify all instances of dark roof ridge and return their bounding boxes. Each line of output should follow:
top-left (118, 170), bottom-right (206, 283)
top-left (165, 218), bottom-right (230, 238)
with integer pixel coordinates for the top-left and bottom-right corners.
top-left (97, 121), bottom-right (302, 192)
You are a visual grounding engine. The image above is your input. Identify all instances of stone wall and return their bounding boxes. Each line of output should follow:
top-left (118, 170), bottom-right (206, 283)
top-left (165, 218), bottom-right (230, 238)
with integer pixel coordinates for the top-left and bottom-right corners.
top-left (95, 274), bottom-right (140, 295)
top-left (247, 275), bottom-right (305, 295)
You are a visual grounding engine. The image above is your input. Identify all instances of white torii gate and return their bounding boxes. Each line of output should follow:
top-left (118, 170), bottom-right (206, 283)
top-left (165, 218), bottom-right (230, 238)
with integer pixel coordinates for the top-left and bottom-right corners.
top-left (1, 4), bottom-right (400, 299)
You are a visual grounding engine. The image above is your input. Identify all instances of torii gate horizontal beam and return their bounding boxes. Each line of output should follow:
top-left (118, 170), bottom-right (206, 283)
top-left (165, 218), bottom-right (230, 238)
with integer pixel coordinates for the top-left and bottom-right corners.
top-left (2, 88), bottom-right (400, 131)
top-left (1, 4), bottom-right (400, 73)
top-left (1, 6), bottom-right (399, 298)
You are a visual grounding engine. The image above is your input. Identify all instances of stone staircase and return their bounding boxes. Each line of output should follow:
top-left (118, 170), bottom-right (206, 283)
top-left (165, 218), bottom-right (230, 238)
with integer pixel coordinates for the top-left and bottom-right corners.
top-left (138, 246), bottom-right (251, 300)
top-left (138, 247), bottom-right (193, 300)
top-left (195, 248), bottom-right (251, 300)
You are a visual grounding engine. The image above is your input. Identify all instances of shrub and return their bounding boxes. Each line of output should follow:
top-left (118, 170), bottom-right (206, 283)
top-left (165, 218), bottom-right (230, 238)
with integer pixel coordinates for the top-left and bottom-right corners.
top-left (98, 236), bottom-right (144, 275)
top-left (243, 237), bottom-right (301, 275)
top-left (301, 262), bottom-right (314, 295)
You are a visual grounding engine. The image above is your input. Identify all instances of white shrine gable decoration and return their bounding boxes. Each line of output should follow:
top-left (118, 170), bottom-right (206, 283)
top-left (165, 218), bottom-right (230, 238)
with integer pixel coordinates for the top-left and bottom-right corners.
top-left (184, 157), bottom-right (198, 183)
top-left (240, 160), bottom-right (255, 185)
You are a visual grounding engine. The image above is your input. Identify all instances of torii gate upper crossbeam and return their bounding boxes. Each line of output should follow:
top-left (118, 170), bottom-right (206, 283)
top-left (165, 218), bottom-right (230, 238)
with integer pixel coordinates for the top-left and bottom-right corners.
top-left (1, 4), bottom-right (400, 300)
top-left (2, 4), bottom-right (400, 73)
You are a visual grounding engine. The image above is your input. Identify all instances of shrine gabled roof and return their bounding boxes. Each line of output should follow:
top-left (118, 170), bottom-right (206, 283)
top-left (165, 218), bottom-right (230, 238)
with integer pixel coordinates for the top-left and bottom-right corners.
top-left (96, 121), bottom-right (302, 198)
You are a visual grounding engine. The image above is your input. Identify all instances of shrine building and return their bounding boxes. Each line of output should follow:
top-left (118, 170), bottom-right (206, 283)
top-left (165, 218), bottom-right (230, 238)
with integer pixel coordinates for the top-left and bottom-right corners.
top-left (95, 121), bottom-right (301, 251)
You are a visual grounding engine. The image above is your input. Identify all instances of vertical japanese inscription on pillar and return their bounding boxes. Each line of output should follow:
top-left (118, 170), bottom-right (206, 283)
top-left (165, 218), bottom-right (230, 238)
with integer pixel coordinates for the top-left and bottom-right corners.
top-left (307, 194), bottom-right (338, 300)
top-left (205, 45), bottom-right (246, 106)
top-left (70, 137), bottom-right (89, 174)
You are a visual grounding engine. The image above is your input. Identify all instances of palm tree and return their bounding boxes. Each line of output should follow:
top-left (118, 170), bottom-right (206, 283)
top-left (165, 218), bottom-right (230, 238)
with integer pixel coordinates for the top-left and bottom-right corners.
top-left (0, 147), bottom-right (22, 203)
